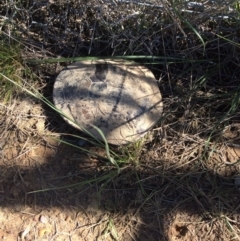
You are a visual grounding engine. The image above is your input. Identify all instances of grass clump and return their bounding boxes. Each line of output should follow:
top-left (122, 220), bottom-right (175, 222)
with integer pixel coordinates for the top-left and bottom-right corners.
top-left (0, 37), bottom-right (24, 101)
top-left (0, 0), bottom-right (240, 240)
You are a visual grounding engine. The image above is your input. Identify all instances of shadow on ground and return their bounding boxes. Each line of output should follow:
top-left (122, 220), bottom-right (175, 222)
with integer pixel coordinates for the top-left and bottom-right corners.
top-left (1, 135), bottom-right (240, 240)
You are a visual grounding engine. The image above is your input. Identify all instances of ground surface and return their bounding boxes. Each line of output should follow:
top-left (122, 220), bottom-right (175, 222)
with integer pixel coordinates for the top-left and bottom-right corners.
top-left (0, 90), bottom-right (240, 241)
top-left (1, 0), bottom-right (240, 240)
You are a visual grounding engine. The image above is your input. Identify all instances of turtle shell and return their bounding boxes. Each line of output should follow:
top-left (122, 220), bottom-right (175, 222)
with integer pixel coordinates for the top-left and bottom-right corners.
top-left (53, 59), bottom-right (163, 145)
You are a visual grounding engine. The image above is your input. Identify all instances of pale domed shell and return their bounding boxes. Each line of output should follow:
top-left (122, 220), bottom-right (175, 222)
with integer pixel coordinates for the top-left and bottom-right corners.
top-left (53, 59), bottom-right (163, 145)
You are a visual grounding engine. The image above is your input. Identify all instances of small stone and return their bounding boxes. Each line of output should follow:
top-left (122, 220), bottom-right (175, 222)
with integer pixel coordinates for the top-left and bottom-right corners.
top-left (187, 2), bottom-right (204, 12)
top-left (39, 215), bottom-right (48, 224)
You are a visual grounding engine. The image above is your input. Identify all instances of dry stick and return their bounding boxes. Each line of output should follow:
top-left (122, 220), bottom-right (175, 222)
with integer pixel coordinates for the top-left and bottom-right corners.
top-left (116, 0), bottom-right (203, 13)
top-left (116, 0), bottom-right (165, 9)
top-left (49, 218), bottom-right (109, 241)
top-left (89, 18), bottom-right (97, 55)
top-left (161, 25), bottom-right (173, 96)
top-left (109, 11), bottom-right (140, 27)
top-left (15, 137), bottom-right (32, 160)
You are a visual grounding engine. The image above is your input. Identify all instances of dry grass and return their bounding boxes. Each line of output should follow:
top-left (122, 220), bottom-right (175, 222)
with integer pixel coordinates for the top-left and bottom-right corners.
top-left (0, 0), bottom-right (240, 240)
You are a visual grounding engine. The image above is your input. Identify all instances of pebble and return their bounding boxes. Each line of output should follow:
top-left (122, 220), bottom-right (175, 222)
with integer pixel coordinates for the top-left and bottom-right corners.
top-left (39, 215), bottom-right (48, 224)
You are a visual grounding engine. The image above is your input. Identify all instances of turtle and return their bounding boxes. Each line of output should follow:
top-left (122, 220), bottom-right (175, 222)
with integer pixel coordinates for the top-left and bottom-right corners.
top-left (53, 59), bottom-right (163, 145)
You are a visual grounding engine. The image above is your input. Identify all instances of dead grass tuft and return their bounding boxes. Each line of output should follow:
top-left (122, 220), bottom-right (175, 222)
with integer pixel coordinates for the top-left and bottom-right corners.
top-left (0, 0), bottom-right (240, 240)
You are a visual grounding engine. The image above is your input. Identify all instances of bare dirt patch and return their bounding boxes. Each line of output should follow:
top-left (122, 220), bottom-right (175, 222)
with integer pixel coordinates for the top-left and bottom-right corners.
top-left (1, 95), bottom-right (240, 240)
